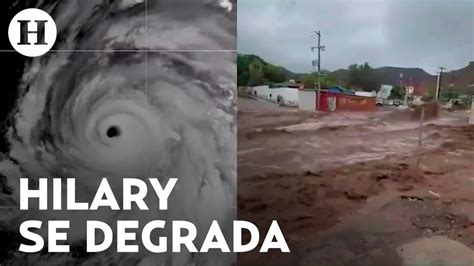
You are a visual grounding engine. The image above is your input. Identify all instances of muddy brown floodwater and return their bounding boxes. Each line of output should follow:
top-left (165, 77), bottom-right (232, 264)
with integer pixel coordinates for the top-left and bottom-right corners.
top-left (237, 97), bottom-right (474, 265)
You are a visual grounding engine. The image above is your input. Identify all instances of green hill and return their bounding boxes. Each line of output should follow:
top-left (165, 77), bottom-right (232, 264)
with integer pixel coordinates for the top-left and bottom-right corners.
top-left (237, 54), bottom-right (297, 86)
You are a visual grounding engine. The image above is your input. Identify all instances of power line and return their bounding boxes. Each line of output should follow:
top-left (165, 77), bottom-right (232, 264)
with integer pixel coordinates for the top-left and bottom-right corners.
top-left (311, 30), bottom-right (325, 109)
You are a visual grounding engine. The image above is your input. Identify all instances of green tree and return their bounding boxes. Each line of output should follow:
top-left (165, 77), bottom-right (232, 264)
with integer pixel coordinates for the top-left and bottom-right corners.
top-left (320, 70), bottom-right (338, 87)
top-left (348, 62), bottom-right (379, 91)
top-left (423, 87), bottom-right (460, 102)
top-left (443, 88), bottom-right (459, 100)
top-left (299, 71), bottom-right (338, 89)
top-left (237, 54), bottom-right (251, 86)
top-left (426, 87), bottom-right (436, 99)
top-left (237, 71), bottom-right (250, 87)
top-left (301, 73), bottom-right (317, 88)
top-left (388, 85), bottom-right (405, 99)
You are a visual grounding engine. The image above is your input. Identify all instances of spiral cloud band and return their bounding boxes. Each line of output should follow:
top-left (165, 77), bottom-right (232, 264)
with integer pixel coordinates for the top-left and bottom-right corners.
top-left (0, 0), bottom-right (236, 265)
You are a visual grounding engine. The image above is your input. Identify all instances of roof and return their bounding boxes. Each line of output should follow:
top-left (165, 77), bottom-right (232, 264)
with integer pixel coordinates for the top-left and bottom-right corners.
top-left (328, 86), bottom-right (356, 95)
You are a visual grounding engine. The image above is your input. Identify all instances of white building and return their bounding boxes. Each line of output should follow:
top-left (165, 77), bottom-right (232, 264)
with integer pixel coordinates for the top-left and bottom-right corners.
top-left (251, 85), bottom-right (299, 106)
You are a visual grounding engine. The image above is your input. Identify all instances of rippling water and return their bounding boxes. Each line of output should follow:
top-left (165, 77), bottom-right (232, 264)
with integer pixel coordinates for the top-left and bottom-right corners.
top-left (0, 0), bottom-right (236, 264)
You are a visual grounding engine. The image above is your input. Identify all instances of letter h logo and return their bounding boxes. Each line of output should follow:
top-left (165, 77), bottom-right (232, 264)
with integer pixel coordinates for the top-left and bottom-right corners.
top-left (17, 20), bottom-right (48, 45)
top-left (8, 8), bottom-right (57, 57)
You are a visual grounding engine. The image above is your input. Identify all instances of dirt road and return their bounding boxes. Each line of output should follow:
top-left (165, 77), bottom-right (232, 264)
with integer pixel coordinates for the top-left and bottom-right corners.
top-left (237, 97), bottom-right (474, 265)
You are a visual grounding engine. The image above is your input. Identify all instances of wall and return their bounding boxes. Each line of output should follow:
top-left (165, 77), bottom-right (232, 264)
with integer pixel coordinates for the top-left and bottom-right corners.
top-left (252, 86), bottom-right (299, 106)
top-left (318, 92), bottom-right (377, 112)
top-left (298, 90), bottom-right (316, 111)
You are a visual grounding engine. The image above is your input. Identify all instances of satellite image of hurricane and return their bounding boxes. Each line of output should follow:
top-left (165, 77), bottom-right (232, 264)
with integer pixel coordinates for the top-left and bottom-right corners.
top-left (0, 0), bottom-right (236, 265)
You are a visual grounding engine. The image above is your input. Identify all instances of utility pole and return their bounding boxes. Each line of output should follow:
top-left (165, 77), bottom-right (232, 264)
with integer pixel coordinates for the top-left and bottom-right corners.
top-left (435, 67), bottom-right (445, 101)
top-left (311, 30), bottom-right (325, 110)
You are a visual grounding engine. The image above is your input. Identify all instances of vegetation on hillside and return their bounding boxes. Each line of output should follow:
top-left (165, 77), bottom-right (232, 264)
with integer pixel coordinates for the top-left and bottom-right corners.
top-left (237, 54), bottom-right (290, 86)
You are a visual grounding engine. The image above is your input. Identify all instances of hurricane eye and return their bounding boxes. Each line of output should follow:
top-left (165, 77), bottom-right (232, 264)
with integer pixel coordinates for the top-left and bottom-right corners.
top-left (106, 126), bottom-right (121, 138)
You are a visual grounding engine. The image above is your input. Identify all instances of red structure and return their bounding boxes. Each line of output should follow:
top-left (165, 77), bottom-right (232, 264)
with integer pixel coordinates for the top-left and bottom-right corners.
top-left (412, 85), bottom-right (427, 96)
top-left (317, 91), bottom-right (377, 112)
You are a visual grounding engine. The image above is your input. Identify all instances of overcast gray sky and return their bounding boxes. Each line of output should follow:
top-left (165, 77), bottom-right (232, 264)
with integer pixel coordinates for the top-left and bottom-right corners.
top-left (237, 0), bottom-right (474, 74)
